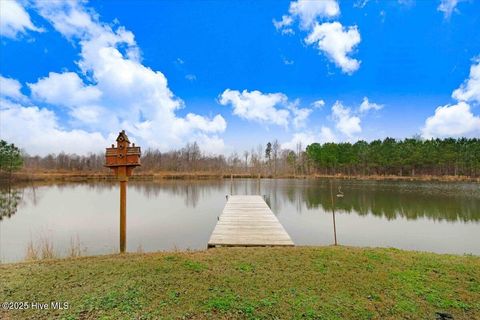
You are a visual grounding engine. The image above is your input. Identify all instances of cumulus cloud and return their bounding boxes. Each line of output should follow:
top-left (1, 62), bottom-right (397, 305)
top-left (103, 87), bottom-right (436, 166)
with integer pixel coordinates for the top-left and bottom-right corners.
top-left (29, 72), bottom-right (102, 107)
top-left (437, 0), bottom-right (462, 19)
top-left (1, 0), bottom-right (227, 155)
top-left (289, 101), bottom-right (313, 129)
top-left (331, 101), bottom-right (361, 137)
top-left (281, 127), bottom-right (336, 151)
top-left (422, 59), bottom-right (480, 139)
top-left (0, 0), bottom-right (43, 39)
top-left (305, 22), bottom-right (361, 74)
top-left (288, 0), bottom-right (339, 29)
top-left (274, 0), bottom-right (361, 74)
top-left (219, 89), bottom-right (315, 129)
top-left (0, 98), bottom-right (109, 156)
top-left (312, 99), bottom-right (325, 108)
top-left (219, 89), bottom-right (290, 127)
top-left (359, 97), bottom-right (383, 113)
top-left (273, 15), bottom-right (294, 35)
top-left (421, 102), bottom-right (480, 138)
top-left (183, 114), bottom-right (227, 133)
top-left (0, 75), bottom-right (28, 101)
top-left (452, 59), bottom-right (480, 104)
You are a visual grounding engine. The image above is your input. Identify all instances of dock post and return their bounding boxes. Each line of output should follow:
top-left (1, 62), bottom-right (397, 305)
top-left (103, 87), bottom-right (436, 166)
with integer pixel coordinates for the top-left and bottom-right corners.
top-left (119, 178), bottom-right (127, 253)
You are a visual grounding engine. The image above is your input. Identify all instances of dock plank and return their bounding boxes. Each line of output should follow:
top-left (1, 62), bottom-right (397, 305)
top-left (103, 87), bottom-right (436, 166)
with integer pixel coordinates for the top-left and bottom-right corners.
top-left (207, 195), bottom-right (294, 247)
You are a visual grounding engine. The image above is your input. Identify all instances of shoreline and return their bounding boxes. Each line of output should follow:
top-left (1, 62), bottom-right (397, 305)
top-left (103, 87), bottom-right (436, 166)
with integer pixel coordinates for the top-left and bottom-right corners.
top-left (2, 244), bottom-right (478, 266)
top-left (3, 170), bottom-right (480, 183)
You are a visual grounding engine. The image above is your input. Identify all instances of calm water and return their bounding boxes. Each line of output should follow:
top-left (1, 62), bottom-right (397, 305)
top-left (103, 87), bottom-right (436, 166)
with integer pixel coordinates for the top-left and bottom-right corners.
top-left (0, 179), bottom-right (479, 262)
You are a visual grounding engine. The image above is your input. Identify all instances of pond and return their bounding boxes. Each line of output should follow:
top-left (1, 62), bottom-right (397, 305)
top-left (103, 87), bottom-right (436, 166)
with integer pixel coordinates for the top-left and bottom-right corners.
top-left (0, 179), bottom-right (479, 262)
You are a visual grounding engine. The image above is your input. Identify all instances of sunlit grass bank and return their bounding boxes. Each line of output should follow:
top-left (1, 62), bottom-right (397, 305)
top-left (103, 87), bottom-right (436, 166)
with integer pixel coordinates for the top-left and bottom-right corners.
top-left (1, 246), bottom-right (479, 319)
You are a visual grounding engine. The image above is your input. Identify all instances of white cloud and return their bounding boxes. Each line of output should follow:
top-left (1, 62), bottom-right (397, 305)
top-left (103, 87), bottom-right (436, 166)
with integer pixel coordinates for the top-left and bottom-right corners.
top-left (282, 127), bottom-right (336, 150)
top-left (219, 90), bottom-right (317, 129)
top-left (398, 0), bottom-right (415, 5)
top-left (0, 98), bottom-right (109, 156)
top-left (0, 75), bottom-right (27, 101)
top-left (421, 102), bottom-right (480, 138)
top-left (359, 97), bottom-right (383, 113)
top-left (305, 22), bottom-right (361, 74)
top-left (289, 0), bottom-right (339, 29)
top-left (354, 0), bottom-right (370, 9)
top-left (312, 99), bottom-right (325, 108)
top-left (452, 59), bottom-right (480, 104)
top-left (8, 0), bottom-right (227, 155)
top-left (185, 74), bottom-right (197, 81)
top-left (331, 101), bottom-right (361, 137)
top-left (292, 109), bottom-right (312, 129)
top-left (0, 0), bottom-right (43, 39)
top-left (281, 28), bottom-right (295, 36)
top-left (183, 114), bottom-right (227, 133)
top-left (282, 57), bottom-right (295, 65)
top-left (273, 15), bottom-right (293, 31)
top-left (274, 1), bottom-right (361, 74)
top-left (437, 0), bottom-right (462, 19)
top-left (422, 59), bottom-right (480, 139)
top-left (28, 72), bottom-right (109, 126)
top-left (34, 0), bottom-right (104, 39)
top-left (191, 134), bottom-right (226, 155)
top-left (219, 89), bottom-right (290, 127)
top-left (289, 101), bottom-right (313, 129)
top-left (29, 72), bottom-right (102, 107)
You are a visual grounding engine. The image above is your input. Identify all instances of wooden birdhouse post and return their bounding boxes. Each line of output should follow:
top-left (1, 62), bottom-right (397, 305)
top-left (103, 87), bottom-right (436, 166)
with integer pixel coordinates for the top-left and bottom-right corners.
top-left (105, 130), bottom-right (141, 253)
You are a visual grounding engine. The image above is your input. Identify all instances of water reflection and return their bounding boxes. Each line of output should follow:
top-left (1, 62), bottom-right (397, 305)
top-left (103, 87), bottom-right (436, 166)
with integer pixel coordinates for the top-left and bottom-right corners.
top-left (0, 178), bottom-right (479, 262)
top-left (130, 180), bottom-right (225, 208)
top-left (4, 179), bottom-right (479, 223)
top-left (49, 180), bottom-right (227, 208)
top-left (0, 187), bottom-right (22, 220)
top-left (293, 180), bottom-right (480, 222)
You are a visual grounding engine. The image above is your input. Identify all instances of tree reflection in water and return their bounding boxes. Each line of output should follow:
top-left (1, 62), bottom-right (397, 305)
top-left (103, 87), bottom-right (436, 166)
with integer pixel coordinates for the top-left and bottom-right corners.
top-left (276, 180), bottom-right (480, 223)
top-left (0, 187), bottom-right (22, 220)
top-left (2, 179), bottom-right (479, 223)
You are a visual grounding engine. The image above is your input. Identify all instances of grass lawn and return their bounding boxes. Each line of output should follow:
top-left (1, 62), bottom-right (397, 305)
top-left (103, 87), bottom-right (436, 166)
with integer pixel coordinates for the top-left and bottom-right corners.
top-left (1, 246), bottom-right (479, 319)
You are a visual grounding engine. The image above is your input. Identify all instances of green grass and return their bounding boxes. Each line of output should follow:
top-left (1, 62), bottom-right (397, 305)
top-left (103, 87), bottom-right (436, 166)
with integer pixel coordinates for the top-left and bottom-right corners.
top-left (0, 246), bottom-right (479, 319)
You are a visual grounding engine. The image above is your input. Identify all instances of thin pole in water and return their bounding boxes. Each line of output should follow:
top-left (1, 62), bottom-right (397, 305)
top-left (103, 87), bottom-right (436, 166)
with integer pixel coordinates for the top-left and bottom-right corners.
top-left (330, 181), bottom-right (338, 246)
top-left (257, 174), bottom-right (260, 195)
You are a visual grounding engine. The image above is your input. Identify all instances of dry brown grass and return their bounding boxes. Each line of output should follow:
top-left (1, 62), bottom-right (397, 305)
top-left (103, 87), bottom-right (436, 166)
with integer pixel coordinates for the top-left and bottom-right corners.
top-left (11, 168), bottom-right (480, 183)
top-left (24, 236), bottom-right (56, 261)
top-left (67, 235), bottom-right (83, 258)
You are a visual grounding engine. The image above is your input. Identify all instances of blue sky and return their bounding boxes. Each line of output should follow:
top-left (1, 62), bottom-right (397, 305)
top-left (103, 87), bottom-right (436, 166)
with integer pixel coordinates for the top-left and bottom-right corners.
top-left (0, 0), bottom-right (479, 156)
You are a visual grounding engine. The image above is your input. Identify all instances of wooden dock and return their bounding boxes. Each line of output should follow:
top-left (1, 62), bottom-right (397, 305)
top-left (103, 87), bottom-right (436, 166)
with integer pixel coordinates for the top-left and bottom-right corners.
top-left (208, 195), bottom-right (294, 248)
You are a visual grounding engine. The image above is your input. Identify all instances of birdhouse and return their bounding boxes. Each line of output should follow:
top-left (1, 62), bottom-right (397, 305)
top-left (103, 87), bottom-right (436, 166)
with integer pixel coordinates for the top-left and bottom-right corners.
top-left (105, 130), bottom-right (141, 178)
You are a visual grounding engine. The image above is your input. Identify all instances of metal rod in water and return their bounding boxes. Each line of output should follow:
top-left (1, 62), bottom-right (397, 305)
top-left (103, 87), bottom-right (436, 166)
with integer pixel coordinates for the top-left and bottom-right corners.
top-left (330, 181), bottom-right (338, 246)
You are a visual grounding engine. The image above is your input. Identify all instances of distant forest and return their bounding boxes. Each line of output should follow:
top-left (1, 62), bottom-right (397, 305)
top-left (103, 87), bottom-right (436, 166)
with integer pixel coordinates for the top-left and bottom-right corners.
top-left (17, 137), bottom-right (480, 177)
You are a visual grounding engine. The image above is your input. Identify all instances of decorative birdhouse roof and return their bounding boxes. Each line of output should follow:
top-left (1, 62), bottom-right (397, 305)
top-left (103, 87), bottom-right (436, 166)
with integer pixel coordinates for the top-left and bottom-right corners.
top-left (116, 130), bottom-right (130, 143)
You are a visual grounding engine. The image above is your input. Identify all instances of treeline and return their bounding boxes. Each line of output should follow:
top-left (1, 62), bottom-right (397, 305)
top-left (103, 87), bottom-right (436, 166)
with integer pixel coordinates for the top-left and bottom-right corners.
top-left (20, 141), bottom-right (308, 176)
top-left (306, 138), bottom-right (480, 177)
top-left (9, 137), bottom-right (480, 178)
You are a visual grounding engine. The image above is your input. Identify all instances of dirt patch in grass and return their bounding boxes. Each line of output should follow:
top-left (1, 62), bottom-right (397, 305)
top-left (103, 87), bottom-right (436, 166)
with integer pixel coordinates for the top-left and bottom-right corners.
top-left (0, 246), bottom-right (479, 319)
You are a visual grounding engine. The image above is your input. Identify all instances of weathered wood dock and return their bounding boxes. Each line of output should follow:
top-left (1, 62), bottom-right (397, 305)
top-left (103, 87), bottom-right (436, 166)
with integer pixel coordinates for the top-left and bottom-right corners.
top-left (208, 195), bottom-right (294, 248)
